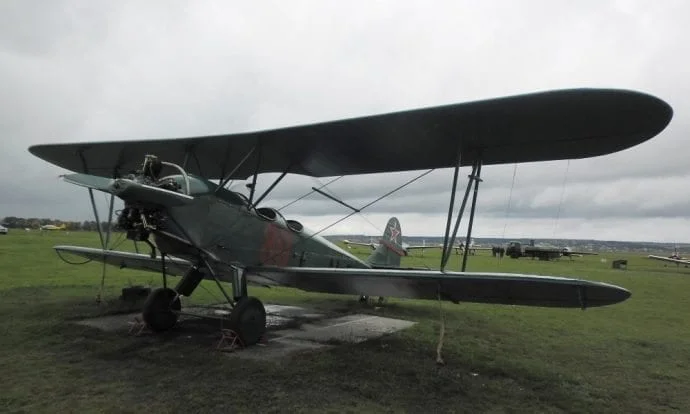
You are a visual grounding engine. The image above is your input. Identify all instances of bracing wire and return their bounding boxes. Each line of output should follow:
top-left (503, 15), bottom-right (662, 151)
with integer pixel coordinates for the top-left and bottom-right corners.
top-left (552, 160), bottom-right (571, 238)
top-left (277, 175), bottom-right (345, 211)
top-left (310, 169), bottom-right (434, 238)
top-left (501, 163), bottom-right (518, 240)
top-left (499, 163), bottom-right (518, 263)
top-left (310, 176), bottom-right (383, 236)
top-left (259, 169), bottom-right (435, 265)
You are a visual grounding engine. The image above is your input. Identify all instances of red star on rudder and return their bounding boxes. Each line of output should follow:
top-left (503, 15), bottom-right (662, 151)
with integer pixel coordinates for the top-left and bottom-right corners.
top-left (388, 223), bottom-right (400, 243)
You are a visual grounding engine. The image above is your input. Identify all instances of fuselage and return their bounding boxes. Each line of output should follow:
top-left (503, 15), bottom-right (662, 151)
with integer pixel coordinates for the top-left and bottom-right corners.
top-left (120, 174), bottom-right (369, 271)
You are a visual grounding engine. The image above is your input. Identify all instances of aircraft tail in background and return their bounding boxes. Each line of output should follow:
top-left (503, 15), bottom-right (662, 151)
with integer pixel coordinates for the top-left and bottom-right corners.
top-left (366, 217), bottom-right (405, 268)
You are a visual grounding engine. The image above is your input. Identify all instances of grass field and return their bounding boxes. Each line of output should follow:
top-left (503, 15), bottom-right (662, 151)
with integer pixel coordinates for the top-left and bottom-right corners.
top-left (1, 230), bottom-right (689, 413)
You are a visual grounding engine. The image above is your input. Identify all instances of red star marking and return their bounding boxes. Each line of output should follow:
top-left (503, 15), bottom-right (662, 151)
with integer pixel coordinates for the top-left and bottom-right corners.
top-left (388, 222), bottom-right (400, 243)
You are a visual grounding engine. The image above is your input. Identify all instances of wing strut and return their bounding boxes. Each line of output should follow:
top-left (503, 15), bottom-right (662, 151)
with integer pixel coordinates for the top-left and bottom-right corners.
top-left (216, 146), bottom-right (257, 192)
top-left (440, 157), bottom-right (483, 271)
top-left (461, 161), bottom-right (483, 272)
top-left (251, 167), bottom-right (290, 209)
top-left (97, 193), bottom-right (116, 303)
top-left (247, 143), bottom-right (263, 205)
top-left (78, 149), bottom-right (118, 304)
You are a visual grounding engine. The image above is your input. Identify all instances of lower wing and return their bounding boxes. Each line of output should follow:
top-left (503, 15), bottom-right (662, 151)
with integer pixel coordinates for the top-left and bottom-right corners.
top-left (55, 245), bottom-right (630, 308)
top-left (246, 266), bottom-right (630, 308)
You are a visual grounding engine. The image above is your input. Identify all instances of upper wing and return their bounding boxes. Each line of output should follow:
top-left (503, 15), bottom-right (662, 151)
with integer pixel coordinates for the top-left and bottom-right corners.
top-left (648, 255), bottom-right (690, 266)
top-left (29, 89), bottom-right (672, 179)
top-left (246, 266), bottom-right (630, 308)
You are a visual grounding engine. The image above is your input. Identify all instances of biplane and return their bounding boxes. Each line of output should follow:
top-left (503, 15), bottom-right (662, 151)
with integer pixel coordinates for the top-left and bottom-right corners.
top-left (29, 88), bottom-right (672, 346)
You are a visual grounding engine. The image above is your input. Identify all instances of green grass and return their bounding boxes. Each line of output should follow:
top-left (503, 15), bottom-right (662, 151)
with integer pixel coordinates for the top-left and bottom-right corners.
top-left (1, 230), bottom-right (689, 413)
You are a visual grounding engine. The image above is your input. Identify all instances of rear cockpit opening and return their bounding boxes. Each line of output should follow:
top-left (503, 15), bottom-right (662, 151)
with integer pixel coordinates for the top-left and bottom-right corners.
top-left (287, 219), bottom-right (303, 233)
top-left (256, 207), bottom-right (280, 221)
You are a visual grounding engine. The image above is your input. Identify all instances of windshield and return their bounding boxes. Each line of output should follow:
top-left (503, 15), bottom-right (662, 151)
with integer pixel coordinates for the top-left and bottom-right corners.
top-left (162, 174), bottom-right (249, 206)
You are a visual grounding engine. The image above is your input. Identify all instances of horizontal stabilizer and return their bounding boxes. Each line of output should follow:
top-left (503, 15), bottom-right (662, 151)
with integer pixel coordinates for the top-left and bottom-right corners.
top-left (246, 266), bottom-right (631, 308)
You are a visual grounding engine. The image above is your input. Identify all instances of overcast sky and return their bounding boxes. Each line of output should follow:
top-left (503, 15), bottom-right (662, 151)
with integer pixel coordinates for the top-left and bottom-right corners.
top-left (1, 0), bottom-right (688, 242)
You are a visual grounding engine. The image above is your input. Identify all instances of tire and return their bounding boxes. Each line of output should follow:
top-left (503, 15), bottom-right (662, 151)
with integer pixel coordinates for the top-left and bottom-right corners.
top-left (229, 296), bottom-right (266, 346)
top-left (142, 287), bottom-right (181, 332)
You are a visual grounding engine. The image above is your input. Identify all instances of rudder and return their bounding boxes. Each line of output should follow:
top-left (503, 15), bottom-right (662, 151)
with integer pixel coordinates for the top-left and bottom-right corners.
top-left (366, 217), bottom-right (405, 267)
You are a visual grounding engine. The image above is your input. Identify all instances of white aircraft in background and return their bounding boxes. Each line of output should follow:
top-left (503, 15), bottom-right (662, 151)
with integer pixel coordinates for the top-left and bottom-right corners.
top-left (343, 235), bottom-right (490, 256)
top-left (648, 247), bottom-right (689, 267)
top-left (343, 237), bottom-right (439, 256)
top-left (40, 224), bottom-right (67, 231)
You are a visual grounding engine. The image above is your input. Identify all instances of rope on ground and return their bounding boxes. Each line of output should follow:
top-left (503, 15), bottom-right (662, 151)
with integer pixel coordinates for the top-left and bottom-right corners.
top-left (436, 287), bottom-right (446, 365)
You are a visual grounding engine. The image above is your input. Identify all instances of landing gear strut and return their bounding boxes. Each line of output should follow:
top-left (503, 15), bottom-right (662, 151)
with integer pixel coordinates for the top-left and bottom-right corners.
top-left (210, 263), bottom-right (267, 346)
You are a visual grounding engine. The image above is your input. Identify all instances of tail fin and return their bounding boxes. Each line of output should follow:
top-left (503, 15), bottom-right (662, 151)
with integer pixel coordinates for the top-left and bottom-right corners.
top-left (366, 217), bottom-right (405, 267)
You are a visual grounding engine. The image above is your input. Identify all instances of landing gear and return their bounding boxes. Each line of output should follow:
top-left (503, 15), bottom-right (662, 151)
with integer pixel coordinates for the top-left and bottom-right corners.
top-left (358, 295), bottom-right (386, 305)
top-left (228, 296), bottom-right (266, 346)
top-left (208, 263), bottom-right (266, 346)
top-left (142, 287), bottom-right (181, 332)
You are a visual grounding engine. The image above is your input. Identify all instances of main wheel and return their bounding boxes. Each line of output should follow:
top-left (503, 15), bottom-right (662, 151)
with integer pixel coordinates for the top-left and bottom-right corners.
top-left (142, 287), bottom-right (181, 332)
top-left (229, 296), bottom-right (266, 346)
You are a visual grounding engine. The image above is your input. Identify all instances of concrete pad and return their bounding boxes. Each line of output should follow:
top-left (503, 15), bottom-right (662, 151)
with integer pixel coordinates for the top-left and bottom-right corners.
top-left (227, 338), bottom-right (333, 361)
top-left (274, 314), bottom-right (417, 344)
top-left (74, 303), bottom-right (416, 361)
top-left (76, 313), bottom-right (139, 332)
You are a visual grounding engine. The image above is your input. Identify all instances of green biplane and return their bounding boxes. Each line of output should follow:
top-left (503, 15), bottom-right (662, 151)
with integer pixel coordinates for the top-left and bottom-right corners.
top-left (29, 88), bottom-right (672, 346)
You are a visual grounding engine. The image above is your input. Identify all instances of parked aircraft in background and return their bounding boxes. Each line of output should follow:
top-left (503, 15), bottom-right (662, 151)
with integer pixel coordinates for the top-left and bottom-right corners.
top-left (40, 224), bottom-right (66, 231)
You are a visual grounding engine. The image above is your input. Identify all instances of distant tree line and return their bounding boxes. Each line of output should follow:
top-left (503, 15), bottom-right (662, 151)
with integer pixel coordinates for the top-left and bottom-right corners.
top-left (1, 217), bottom-right (120, 232)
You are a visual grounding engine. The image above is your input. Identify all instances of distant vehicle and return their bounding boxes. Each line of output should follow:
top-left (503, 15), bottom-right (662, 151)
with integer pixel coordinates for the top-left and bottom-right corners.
top-left (505, 240), bottom-right (598, 261)
top-left (0, 225), bottom-right (7, 235)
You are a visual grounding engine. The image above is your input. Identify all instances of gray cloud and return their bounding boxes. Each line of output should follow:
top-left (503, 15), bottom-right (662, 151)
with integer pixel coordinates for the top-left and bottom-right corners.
top-left (0, 0), bottom-right (688, 242)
